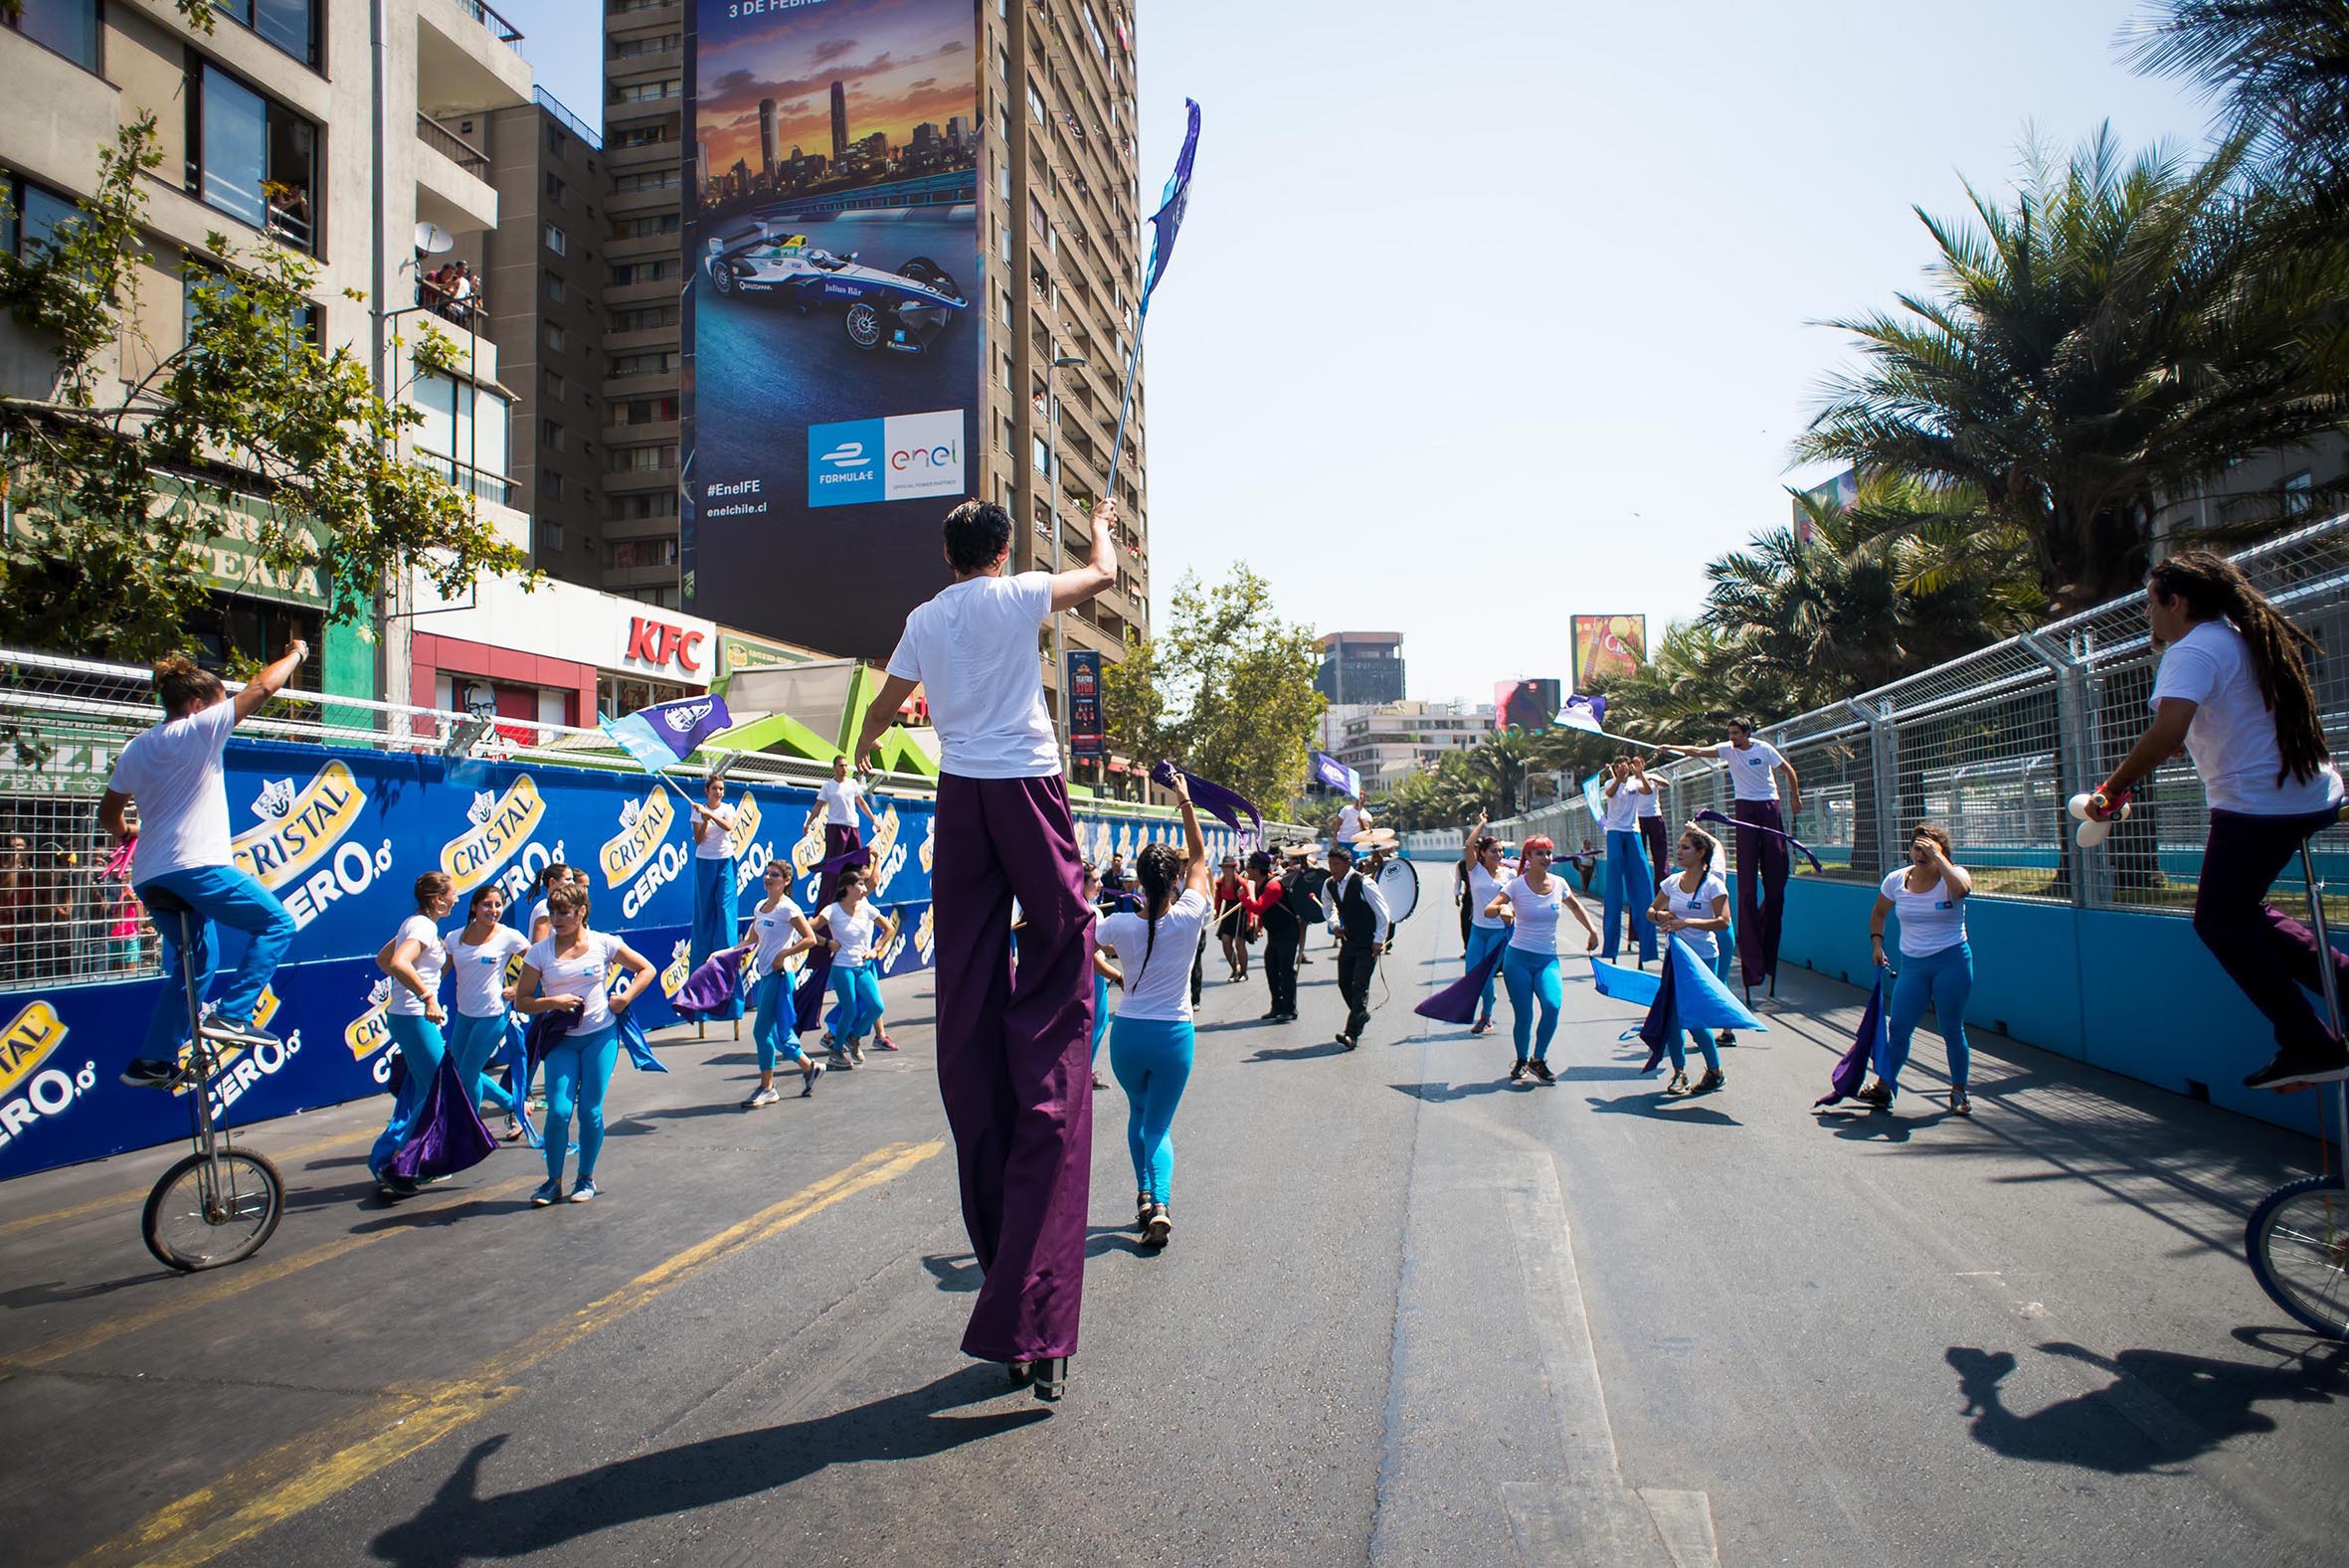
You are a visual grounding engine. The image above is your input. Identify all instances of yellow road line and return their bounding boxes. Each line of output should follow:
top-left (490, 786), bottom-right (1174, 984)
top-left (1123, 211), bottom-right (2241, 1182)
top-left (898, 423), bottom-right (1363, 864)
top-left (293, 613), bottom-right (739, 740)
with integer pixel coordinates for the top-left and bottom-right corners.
top-left (0, 1126), bottom-right (376, 1241)
top-left (71, 1139), bottom-right (944, 1568)
top-left (3, 1169), bottom-right (542, 1371)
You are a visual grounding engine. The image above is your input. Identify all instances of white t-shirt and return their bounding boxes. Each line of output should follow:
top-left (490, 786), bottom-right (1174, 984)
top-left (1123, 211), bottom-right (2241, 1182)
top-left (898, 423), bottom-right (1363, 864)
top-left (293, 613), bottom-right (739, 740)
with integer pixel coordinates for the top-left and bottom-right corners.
top-left (1504, 874), bottom-right (1567, 956)
top-left (1637, 784), bottom-right (1664, 819)
top-left (817, 778), bottom-right (865, 827)
top-left (446, 924), bottom-right (530, 1018)
top-left (1601, 780), bottom-right (1646, 832)
top-left (1656, 870), bottom-right (1729, 965)
top-left (1718, 740), bottom-right (1787, 802)
top-left (385, 915), bottom-right (447, 1017)
top-left (2151, 620), bottom-right (2343, 816)
top-left (747, 895), bottom-right (806, 975)
top-left (1337, 804), bottom-right (1363, 840)
top-left (819, 902), bottom-right (881, 965)
top-left (883, 572), bottom-right (1058, 779)
top-left (693, 801), bottom-right (737, 859)
top-left (1097, 887), bottom-right (1210, 1022)
top-left (527, 932), bottom-right (622, 1034)
top-left (527, 897), bottom-right (551, 935)
top-left (1880, 870), bottom-right (1968, 958)
top-left (1467, 862), bottom-right (1509, 930)
top-left (108, 699), bottom-right (238, 884)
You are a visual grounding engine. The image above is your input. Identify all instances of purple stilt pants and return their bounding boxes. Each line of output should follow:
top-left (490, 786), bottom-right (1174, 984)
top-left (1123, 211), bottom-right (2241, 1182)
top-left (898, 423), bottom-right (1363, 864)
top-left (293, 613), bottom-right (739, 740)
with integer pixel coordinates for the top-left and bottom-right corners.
top-left (932, 772), bottom-right (1095, 1362)
top-left (1733, 798), bottom-right (1790, 989)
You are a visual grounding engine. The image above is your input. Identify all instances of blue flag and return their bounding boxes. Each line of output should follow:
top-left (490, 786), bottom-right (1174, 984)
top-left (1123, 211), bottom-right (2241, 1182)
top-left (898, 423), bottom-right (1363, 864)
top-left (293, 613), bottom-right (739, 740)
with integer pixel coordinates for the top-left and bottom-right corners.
top-left (600, 695), bottom-right (732, 773)
top-left (1141, 98), bottom-right (1200, 315)
top-left (1312, 750), bottom-right (1360, 796)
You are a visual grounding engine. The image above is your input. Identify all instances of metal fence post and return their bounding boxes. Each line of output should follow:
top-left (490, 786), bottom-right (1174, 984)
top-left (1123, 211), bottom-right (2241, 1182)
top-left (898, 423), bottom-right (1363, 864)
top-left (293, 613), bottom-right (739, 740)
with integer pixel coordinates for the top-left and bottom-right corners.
top-left (2019, 630), bottom-right (2096, 909)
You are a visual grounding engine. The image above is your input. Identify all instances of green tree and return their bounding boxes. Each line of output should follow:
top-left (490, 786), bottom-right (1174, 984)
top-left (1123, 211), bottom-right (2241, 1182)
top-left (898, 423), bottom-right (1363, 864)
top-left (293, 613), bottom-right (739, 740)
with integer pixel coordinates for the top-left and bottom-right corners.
top-left (1797, 125), bottom-right (2348, 610)
top-left (1099, 564), bottom-right (1325, 810)
top-left (0, 117), bottom-right (523, 661)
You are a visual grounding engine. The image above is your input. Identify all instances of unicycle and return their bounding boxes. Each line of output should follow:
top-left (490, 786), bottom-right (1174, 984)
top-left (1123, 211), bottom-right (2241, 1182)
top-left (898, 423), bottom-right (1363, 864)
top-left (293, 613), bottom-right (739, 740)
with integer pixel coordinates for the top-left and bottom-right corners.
top-left (137, 891), bottom-right (284, 1272)
top-left (2243, 837), bottom-right (2349, 1340)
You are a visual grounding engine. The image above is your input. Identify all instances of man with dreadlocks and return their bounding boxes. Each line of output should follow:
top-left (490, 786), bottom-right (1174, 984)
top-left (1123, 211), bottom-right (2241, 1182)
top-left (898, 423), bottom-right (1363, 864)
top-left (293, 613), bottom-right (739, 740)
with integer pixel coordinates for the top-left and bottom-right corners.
top-left (1093, 774), bottom-right (1210, 1249)
top-left (855, 495), bottom-right (1118, 1404)
top-left (2096, 549), bottom-right (2346, 1091)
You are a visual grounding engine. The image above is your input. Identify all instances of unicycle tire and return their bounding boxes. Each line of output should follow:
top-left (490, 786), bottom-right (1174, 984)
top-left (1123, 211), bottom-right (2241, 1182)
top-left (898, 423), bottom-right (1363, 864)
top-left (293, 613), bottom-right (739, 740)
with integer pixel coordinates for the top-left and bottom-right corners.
top-left (2245, 1173), bottom-right (2349, 1340)
top-left (142, 1148), bottom-right (284, 1272)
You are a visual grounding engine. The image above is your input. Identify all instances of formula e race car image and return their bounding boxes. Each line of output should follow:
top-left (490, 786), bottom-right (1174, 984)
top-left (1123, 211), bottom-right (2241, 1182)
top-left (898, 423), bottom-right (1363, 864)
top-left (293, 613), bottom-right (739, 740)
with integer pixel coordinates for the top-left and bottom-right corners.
top-left (703, 226), bottom-right (968, 354)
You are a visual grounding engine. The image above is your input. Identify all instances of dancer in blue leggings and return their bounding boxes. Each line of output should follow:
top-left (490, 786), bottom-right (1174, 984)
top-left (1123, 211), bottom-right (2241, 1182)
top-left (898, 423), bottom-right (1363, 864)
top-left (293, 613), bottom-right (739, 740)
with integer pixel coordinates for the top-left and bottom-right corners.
top-left (1459, 811), bottom-right (1512, 1036)
top-left (442, 883), bottom-right (533, 1136)
top-left (1093, 775), bottom-right (1211, 1248)
top-left (516, 886), bottom-right (655, 1203)
top-left (1484, 835), bottom-right (1600, 1083)
top-left (1598, 759), bottom-right (1659, 963)
top-left (1647, 824), bottom-right (1732, 1096)
top-left (735, 860), bottom-right (825, 1106)
top-left (369, 872), bottom-right (457, 1195)
top-left (1864, 822), bottom-right (1976, 1116)
top-left (816, 870), bottom-right (898, 1064)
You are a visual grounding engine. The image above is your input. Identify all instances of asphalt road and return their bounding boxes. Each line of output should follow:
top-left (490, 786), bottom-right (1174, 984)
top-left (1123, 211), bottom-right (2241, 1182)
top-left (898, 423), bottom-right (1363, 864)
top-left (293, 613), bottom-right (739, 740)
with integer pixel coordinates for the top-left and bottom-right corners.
top-left (2, 887), bottom-right (2345, 1567)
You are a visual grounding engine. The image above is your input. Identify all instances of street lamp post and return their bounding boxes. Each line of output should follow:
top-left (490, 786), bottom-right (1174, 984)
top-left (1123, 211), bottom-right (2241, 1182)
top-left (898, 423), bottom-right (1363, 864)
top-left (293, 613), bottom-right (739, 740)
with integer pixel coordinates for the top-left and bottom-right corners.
top-left (1044, 351), bottom-right (1088, 776)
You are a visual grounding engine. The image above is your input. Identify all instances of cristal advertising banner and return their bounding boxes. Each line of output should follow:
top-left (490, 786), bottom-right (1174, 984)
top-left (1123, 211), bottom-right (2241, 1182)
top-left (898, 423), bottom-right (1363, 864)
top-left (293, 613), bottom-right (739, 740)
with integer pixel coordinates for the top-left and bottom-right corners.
top-left (1066, 649), bottom-right (1103, 758)
top-left (682, 0), bottom-right (983, 661)
top-left (1570, 615), bottom-right (1647, 689)
top-left (0, 739), bottom-right (1231, 1182)
top-left (1493, 678), bottom-right (1562, 734)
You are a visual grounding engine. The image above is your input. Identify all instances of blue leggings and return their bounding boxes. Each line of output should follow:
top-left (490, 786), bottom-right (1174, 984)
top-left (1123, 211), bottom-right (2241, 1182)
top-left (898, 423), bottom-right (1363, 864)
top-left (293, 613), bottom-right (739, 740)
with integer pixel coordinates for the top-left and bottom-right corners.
top-left (447, 1011), bottom-right (513, 1113)
top-left (827, 959), bottom-right (884, 1040)
top-left (1465, 922), bottom-right (1509, 1020)
top-left (370, 1013), bottom-right (447, 1174)
top-left (1884, 941), bottom-right (1973, 1096)
top-left (751, 970), bottom-right (809, 1073)
top-left (1601, 830), bottom-right (1658, 962)
top-left (1110, 1015), bottom-right (1194, 1202)
top-left (1501, 947), bottom-right (1562, 1063)
top-left (541, 1025), bottom-right (620, 1182)
top-left (1090, 971), bottom-right (1111, 1065)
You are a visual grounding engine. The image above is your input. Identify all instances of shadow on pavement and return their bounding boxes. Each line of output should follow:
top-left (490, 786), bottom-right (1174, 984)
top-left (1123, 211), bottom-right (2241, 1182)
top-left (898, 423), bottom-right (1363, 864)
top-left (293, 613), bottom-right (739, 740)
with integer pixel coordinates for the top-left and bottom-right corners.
top-left (1241, 1040), bottom-right (1351, 1062)
top-left (1946, 1340), bottom-right (2345, 1473)
top-left (369, 1366), bottom-right (1049, 1567)
top-left (1389, 1080), bottom-right (1533, 1104)
top-left (1585, 1094), bottom-right (1742, 1128)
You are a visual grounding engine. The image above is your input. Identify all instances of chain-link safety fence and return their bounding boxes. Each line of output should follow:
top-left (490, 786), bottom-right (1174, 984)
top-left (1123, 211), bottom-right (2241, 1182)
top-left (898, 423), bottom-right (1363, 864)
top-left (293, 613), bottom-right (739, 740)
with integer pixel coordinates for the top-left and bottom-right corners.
top-left (1484, 510), bottom-right (2349, 918)
top-left (0, 648), bottom-right (1302, 991)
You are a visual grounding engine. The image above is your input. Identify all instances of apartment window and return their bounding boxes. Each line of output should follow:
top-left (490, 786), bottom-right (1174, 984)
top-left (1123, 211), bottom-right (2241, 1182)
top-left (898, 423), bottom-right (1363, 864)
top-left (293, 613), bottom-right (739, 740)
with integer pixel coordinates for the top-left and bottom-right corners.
top-left (411, 374), bottom-right (513, 505)
top-left (546, 122), bottom-right (569, 158)
top-left (543, 471), bottom-right (565, 501)
top-left (8, 0), bottom-right (99, 72)
top-left (183, 261), bottom-right (319, 353)
top-left (539, 418), bottom-right (567, 451)
top-left (613, 80), bottom-right (680, 104)
top-left (618, 396), bottom-right (678, 425)
top-left (541, 522), bottom-right (567, 553)
top-left (540, 321), bottom-right (568, 354)
top-left (613, 122), bottom-right (677, 149)
top-left (610, 303), bottom-right (679, 333)
top-left (613, 491), bottom-right (678, 520)
top-left (543, 271), bottom-right (566, 304)
top-left (609, 350), bottom-right (679, 379)
top-left (542, 369), bottom-right (566, 403)
top-left (614, 168), bottom-right (680, 194)
top-left (2, 174), bottom-right (79, 260)
top-left (1032, 435), bottom-right (1051, 476)
top-left (609, 259), bottom-right (679, 286)
top-left (1082, 3), bottom-right (1107, 60)
top-left (543, 172), bottom-right (569, 208)
top-left (996, 43), bottom-right (1008, 80)
top-left (998, 290), bottom-right (1011, 328)
top-left (186, 61), bottom-right (318, 254)
top-left (611, 442), bottom-right (677, 472)
top-left (610, 538), bottom-right (678, 570)
top-left (544, 223), bottom-right (569, 257)
top-left (611, 213), bottom-right (681, 240)
top-left (214, 0), bottom-right (319, 67)
top-left (612, 33), bottom-right (680, 58)
top-left (1028, 81), bottom-right (1047, 126)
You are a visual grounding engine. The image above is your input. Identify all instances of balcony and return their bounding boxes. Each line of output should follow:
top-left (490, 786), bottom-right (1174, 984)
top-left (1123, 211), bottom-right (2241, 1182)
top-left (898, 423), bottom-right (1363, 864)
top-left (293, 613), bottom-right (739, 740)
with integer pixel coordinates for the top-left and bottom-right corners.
top-left (418, 0), bottom-right (532, 120)
top-left (414, 111), bottom-right (497, 236)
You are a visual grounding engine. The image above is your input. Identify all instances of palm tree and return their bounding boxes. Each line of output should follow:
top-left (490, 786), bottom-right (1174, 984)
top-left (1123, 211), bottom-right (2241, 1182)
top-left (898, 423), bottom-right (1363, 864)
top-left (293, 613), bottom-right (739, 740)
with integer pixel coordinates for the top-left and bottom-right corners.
top-left (1798, 126), bottom-right (2348, 610)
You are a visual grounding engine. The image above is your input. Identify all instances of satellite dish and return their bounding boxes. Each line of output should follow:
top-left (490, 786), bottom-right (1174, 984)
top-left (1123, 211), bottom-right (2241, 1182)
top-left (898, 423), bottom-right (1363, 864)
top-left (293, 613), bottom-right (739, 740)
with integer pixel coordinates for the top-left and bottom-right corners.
top-left (414, 221), bottom-right (454, 257)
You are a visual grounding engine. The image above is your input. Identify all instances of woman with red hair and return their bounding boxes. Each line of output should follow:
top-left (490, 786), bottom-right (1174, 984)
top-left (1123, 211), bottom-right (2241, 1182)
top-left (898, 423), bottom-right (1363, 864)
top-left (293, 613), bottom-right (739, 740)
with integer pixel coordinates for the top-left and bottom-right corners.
top-left (1482, 835), bottom-right (1599, 1082)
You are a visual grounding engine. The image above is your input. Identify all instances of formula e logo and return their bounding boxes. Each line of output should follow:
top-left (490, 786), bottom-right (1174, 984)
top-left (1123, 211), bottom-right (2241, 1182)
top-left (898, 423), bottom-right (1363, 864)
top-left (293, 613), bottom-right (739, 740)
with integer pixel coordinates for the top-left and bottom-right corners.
top-left (818, 440), bottom-right (866, 467)
top-left (809, 419), bottom-right (882, 506)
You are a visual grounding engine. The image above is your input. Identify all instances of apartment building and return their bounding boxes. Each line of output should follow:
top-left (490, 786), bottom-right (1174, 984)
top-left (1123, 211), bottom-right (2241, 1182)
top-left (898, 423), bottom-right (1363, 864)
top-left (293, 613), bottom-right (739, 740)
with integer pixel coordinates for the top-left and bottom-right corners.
top-left (1317, 632), bottom-right (1407, 705)
top-left (0, 0), bottom-right (534, 706)
top-left (1328, 700), bottom-right (1494, 793)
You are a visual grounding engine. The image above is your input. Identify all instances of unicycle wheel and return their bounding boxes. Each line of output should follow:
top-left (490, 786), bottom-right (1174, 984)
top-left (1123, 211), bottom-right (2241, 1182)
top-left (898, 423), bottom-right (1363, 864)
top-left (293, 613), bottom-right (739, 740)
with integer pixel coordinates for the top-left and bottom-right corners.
top-left (2245, 1173), bottom-right (2349, 1340)
top-left (142, 1148), bottom-right (284, 1272)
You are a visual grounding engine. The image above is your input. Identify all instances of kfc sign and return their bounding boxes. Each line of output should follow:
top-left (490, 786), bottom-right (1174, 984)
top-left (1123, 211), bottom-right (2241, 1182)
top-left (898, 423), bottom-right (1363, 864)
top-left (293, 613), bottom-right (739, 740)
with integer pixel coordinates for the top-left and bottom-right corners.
top-left (625, 616), bottom-right (706, 676)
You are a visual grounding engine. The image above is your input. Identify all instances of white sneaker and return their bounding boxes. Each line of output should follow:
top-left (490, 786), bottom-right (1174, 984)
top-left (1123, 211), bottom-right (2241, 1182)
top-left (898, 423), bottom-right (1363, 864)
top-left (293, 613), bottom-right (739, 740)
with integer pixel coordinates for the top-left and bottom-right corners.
top-left (742, 1085), bottom-right (782, 1109)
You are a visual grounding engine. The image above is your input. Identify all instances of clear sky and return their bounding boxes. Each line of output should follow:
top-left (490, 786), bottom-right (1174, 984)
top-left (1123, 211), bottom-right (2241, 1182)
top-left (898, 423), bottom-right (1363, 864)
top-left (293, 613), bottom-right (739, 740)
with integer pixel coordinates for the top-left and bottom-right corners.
top-left (502, 0), bottom-right (2222, 709)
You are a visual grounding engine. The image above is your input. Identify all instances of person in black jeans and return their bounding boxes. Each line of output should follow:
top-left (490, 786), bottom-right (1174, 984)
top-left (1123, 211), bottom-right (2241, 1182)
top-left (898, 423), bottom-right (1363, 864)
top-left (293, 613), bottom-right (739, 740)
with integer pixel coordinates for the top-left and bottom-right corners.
top-left (1324, 843), bottom-right (1391, 1049)
top-left (1241, 850), bottom-right (1299, 1022)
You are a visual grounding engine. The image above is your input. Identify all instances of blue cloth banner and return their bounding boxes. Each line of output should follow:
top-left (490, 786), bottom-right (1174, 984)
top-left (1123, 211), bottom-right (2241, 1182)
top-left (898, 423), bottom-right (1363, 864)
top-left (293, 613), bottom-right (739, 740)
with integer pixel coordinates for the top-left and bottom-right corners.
top-left (1141, 98), bottom-right (1200, 314)
top-left (599, 694), bottom-right (733, 772)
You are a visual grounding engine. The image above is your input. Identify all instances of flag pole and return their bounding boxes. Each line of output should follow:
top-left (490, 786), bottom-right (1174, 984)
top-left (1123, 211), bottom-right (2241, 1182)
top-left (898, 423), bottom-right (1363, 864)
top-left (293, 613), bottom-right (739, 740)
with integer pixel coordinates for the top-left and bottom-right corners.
top-left (1106, 320), bottom-right (1143, 499)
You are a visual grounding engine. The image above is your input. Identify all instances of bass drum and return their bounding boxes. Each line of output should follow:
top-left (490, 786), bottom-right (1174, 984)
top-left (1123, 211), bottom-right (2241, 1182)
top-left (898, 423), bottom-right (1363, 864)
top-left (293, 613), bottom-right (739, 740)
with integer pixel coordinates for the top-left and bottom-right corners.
top-left (1373, 856), bottom-right (1420, 924)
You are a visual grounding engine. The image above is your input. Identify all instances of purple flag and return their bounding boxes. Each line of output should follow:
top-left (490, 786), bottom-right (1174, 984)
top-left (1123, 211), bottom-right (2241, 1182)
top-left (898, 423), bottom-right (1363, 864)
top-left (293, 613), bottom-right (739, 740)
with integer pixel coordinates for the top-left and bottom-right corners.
top-left (600, 694), bottom-right (734, 771)
top-left (1816, 968), bottom-right (1890, 1107)
top-left (1312, 750), bottom-right (1360, 796)
top-left (1151, 760), bottom-right (1262, 847)
top-left (1141, 99), bottom-right (1200, 314)
top-left (388, 1055), bottom-right (497, 1181)
top-left (1694, 807), bottom-right (1827, 874)
top-left (1415, 939), bottom-right (1511, 1025)
top-left (675, 949), bottom-right (743, 1017)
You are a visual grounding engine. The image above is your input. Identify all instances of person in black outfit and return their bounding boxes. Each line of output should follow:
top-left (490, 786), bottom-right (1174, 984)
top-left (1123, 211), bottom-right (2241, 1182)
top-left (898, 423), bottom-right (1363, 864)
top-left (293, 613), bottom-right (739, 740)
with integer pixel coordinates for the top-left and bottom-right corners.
top-left (1241, 850), bottom-right (1300, 1022)
top-left (1282, 847), bottom-right (1328, 966)
top-left (1324, 843), bottom-right (1391, 1049)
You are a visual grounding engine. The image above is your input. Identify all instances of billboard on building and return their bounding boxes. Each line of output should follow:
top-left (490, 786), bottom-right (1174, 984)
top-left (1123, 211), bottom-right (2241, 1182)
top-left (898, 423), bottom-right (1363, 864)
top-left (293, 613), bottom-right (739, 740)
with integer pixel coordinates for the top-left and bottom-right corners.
top-left (1493, 678), bottom-right (1562, 734)
top-left (1570, 615), bottom-right (1647, 689)
top-left (682, 0), bottom-right (982, 660)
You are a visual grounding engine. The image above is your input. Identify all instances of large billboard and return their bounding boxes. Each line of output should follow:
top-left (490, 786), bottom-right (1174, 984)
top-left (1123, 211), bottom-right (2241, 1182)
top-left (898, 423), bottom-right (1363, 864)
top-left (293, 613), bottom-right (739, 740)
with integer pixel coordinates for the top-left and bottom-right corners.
top-left (1571, 614), bottom-right (1647, 689)
top-left (683, 0), bottom-right (982, 660)
top-left (1493, 678), bottom-right (1562, 734)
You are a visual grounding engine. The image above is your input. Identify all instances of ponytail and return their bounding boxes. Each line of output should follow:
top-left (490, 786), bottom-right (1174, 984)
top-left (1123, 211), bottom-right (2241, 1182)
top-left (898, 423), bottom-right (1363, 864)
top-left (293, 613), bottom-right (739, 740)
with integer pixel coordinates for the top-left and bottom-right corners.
top-left (2149, 550), bottom-right (2328, 784)
top-left (1132, 842), bottom-right (1183, 981)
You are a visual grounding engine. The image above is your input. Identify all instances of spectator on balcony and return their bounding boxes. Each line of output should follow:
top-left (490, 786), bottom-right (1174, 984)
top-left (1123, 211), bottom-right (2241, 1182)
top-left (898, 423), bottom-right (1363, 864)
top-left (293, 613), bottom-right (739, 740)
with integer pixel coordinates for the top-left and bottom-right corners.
top-left (449, 262), bottom-right (479, 328)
